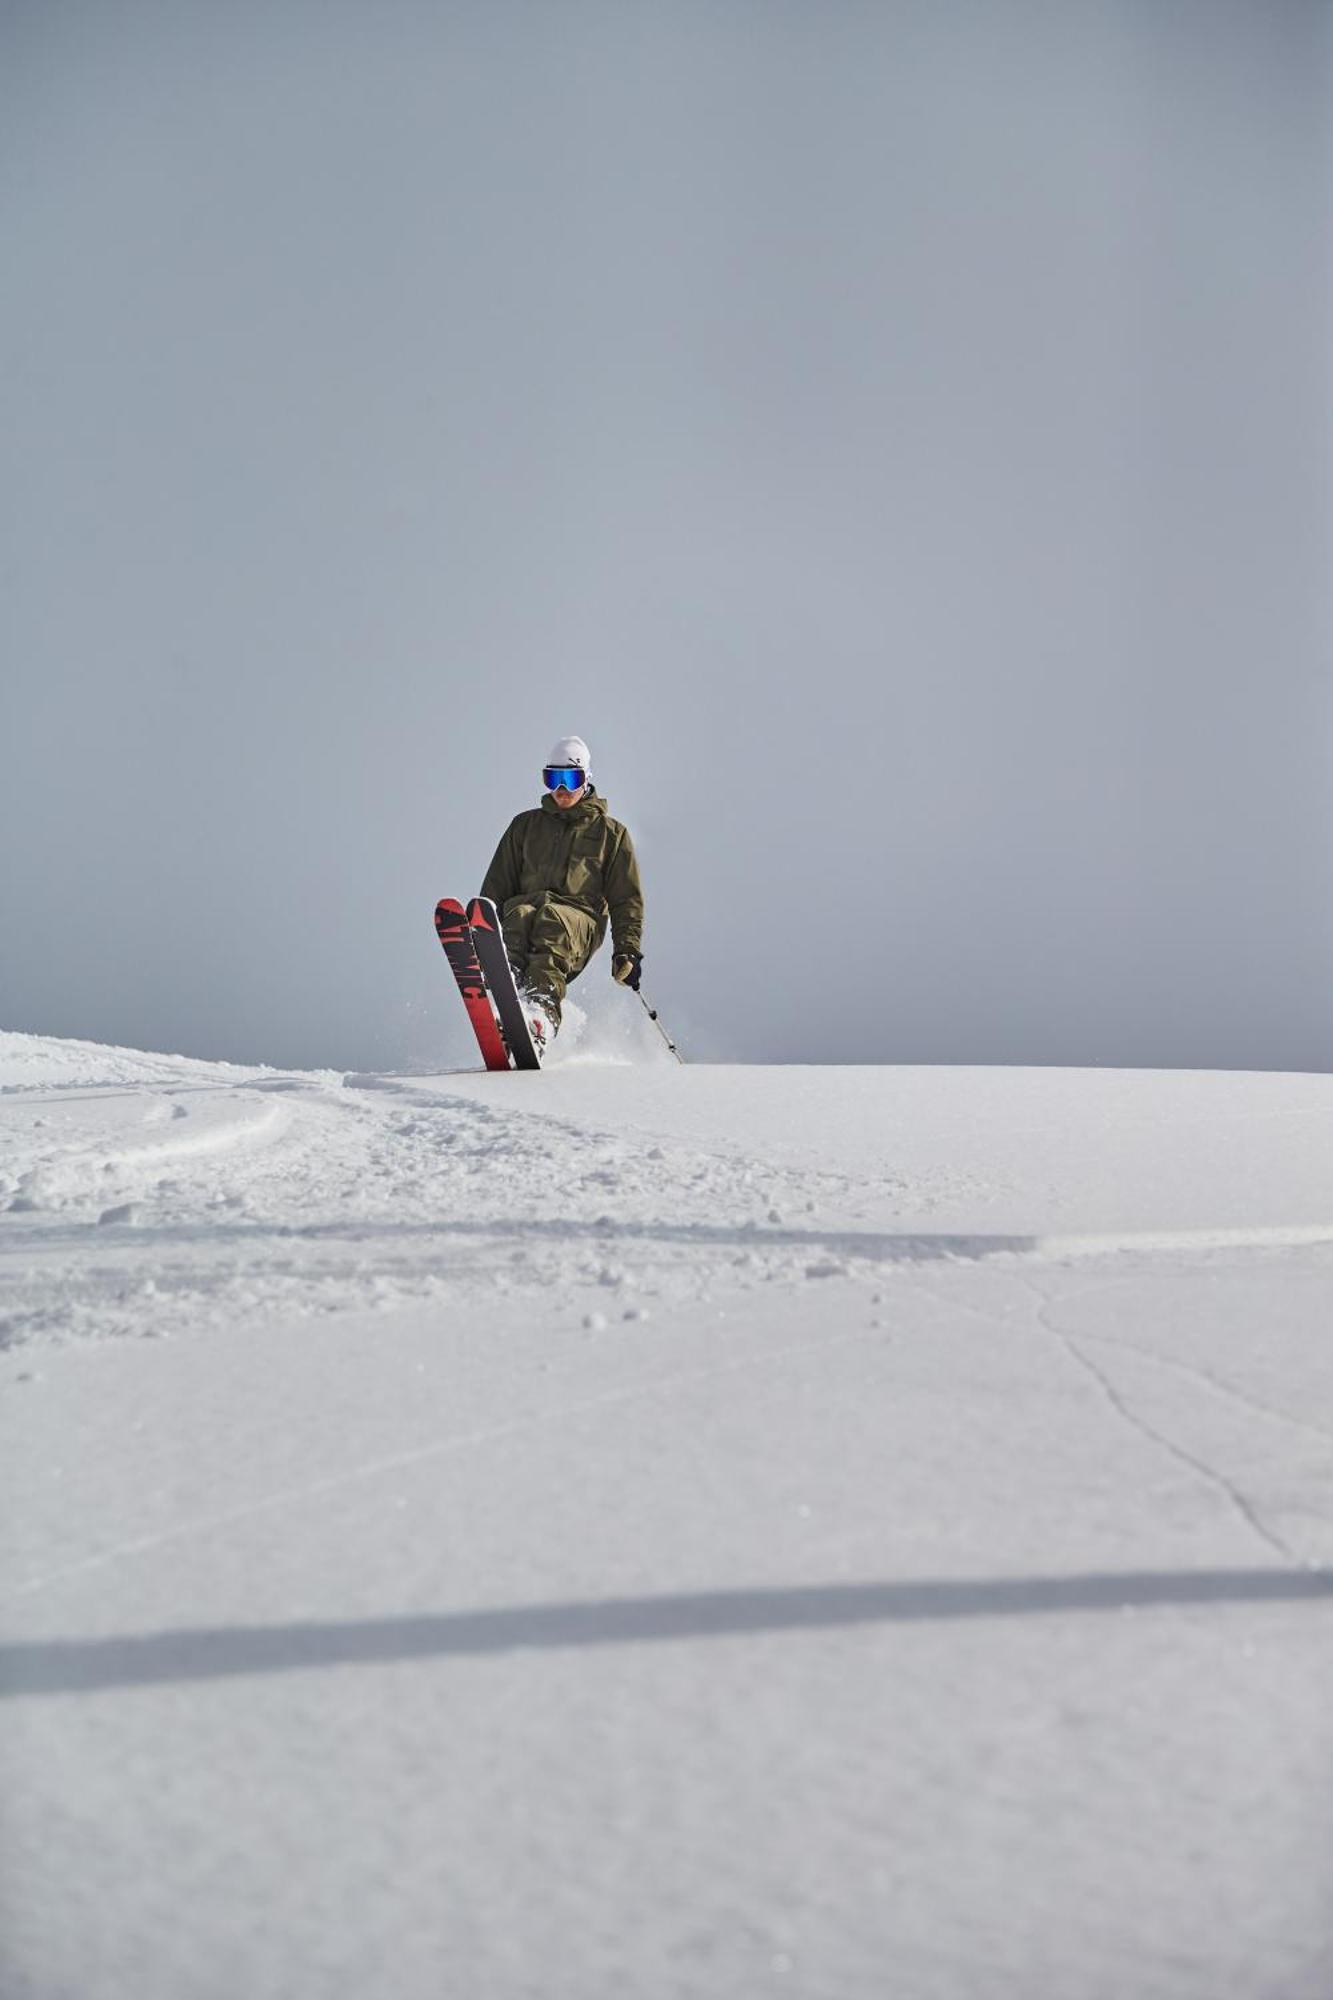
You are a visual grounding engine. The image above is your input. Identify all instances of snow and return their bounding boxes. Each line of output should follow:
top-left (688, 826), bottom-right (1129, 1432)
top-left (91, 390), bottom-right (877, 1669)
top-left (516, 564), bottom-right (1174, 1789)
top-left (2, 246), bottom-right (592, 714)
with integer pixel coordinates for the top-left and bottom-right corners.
top-left (2, 1024), bottom-right (1331, 1998)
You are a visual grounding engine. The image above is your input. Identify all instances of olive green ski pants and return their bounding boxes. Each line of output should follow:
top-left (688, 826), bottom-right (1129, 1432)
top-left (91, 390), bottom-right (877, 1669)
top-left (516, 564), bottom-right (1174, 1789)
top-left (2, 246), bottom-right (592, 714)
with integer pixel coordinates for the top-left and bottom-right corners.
top-left (499, 896), bottom-right (601, 1024)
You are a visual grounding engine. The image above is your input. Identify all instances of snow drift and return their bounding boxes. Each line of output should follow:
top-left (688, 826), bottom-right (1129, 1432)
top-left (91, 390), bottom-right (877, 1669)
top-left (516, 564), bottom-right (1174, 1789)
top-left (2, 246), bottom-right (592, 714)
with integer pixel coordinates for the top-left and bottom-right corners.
top-left (2, 1029), bottom-right (1331, 1998)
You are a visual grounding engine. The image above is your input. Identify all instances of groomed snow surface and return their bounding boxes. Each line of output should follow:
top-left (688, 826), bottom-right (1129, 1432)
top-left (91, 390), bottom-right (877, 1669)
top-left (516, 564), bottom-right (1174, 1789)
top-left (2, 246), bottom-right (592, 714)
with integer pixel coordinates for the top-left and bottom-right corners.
top-left (2, 1011), bottom-right (1331, 2000)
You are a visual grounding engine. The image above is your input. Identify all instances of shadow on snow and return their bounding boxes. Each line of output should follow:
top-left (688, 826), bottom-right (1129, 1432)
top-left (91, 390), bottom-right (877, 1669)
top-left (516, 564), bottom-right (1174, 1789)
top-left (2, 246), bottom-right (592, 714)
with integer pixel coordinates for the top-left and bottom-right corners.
top-left (6, 1215), bottom-right (1043, 1264)
top-left (3, 1569), bottom-right (1330, 1697)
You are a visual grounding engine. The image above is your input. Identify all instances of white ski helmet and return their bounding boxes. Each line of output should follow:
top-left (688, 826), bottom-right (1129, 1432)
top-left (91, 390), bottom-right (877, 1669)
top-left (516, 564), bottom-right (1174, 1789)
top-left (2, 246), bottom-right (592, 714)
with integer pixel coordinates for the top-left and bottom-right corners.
top-left (545, 735), bottom-right (591, 775)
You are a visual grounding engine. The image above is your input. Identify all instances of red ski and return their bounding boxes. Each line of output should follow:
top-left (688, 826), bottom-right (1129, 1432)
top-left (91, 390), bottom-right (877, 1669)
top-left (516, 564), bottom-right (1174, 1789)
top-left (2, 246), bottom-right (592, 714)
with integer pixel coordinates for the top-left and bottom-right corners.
top-left (434, 898), bottom-right (510, 1071)
top-left (467, 897), bottom-right (543, 1071)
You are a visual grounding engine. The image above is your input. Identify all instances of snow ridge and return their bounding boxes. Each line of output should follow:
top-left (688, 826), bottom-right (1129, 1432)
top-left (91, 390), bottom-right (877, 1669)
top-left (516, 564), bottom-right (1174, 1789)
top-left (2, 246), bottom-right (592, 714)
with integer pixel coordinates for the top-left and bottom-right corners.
top-left (4, 1032), bottom-right (1333, 1355)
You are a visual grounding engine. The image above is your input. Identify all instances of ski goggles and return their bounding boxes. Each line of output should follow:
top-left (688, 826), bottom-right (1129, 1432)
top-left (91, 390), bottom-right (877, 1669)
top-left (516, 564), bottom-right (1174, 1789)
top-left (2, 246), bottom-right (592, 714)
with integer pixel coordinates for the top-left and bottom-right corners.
top-left (543, 766), bottom-right (586, 792)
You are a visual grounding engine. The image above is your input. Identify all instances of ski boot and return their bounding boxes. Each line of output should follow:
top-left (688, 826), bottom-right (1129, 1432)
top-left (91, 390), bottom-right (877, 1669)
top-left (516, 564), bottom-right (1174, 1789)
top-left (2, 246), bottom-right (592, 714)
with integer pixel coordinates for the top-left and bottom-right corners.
top-left (523, 991), bottom-right (558, 1058)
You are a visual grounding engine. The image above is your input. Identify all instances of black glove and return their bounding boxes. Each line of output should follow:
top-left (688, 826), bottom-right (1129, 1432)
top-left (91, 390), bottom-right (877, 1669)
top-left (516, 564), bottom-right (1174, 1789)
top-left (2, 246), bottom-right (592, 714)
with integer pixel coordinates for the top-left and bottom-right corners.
top-left (612, 951), bottom-right (643, 991)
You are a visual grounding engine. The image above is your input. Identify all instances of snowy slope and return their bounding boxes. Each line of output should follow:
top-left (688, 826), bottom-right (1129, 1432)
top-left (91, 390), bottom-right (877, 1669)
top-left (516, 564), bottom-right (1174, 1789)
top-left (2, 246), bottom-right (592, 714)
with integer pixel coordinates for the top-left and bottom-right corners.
top-left (2, 1027), bottom-right (1332, 1999)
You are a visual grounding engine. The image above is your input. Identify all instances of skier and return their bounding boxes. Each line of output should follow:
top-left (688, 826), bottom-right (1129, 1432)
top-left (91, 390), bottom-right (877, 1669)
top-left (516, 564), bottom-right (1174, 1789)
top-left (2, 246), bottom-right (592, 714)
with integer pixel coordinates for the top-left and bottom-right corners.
top-left (479, 736), bottom-right (644, 1054)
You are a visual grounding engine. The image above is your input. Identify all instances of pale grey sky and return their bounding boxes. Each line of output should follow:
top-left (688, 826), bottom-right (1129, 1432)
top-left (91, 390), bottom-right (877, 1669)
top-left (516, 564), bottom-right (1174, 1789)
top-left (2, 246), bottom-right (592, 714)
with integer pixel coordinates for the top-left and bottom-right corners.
top-left (3, 1), bottom-right (1330, 1070)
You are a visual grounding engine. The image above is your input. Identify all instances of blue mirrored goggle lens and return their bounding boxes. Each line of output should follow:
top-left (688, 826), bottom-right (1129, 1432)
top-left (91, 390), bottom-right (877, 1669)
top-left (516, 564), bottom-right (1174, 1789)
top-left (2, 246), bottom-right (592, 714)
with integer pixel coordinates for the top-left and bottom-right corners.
top-left (543, 767), bottom-right (585, 791)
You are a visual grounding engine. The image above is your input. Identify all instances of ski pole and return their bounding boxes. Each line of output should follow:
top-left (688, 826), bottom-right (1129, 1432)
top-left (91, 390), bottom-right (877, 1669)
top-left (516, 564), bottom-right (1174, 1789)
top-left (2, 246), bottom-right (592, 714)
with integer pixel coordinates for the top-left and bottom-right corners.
top-left (636, 987), bottom-right (684, 1063)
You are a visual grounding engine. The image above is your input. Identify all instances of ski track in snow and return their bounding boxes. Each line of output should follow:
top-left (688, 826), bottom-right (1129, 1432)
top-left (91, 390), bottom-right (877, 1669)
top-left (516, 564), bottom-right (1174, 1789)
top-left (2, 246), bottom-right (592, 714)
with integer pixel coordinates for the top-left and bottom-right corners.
top-left (0, 1037), bottom-right (963, 1353)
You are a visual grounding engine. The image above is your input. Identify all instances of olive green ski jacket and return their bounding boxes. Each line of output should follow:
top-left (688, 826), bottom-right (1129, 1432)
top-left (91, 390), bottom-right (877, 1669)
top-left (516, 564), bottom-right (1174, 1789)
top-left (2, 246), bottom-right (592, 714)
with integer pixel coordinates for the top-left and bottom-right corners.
top-left (480, 788), bottom-right (644, 958)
